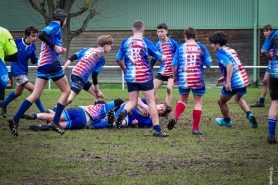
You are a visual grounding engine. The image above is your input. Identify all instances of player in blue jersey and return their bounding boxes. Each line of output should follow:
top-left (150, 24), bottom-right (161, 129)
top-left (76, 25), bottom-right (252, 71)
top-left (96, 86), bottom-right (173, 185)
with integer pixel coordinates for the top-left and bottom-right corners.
top-left (23, 99), bottom-right (124, 131)
top-left (116, 20), bottom-right (169, 137)
top-left (62, 35), bottom-right (113, 105)
top-left (92, 98), bottom-right (171, 129)
top-left (251, 24), bottom-right (273, 108)
top-left (261, 29), bottom-right (278, 144)
top-left (0, 26), bottom-right (18, 105)
top-left (151, 23), bottom-right (179, 122)
top-left (7, 9), bottom-right (70, 136)
top-left (0, 26), bottom-right (45, 118)
top-left (209, 31), bottom-right (258, 129)
top-left (167, 27), bottom-right (212, 135)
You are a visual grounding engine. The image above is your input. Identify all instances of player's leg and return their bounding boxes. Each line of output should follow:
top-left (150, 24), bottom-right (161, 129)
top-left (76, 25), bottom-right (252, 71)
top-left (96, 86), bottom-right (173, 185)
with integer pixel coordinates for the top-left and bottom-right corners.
top-left (1, 76), bottom-right (26, 117)
top-left (67, 75), bottom-right (85, 105)
top-left (167, 88), bottom-right (189, 130)
top-left (251, 72), bottom-right (269, 107)
top-left (234, 87), bottom-right (258, 128)
top-left (192, 87), bottom-right (206, 135)
top-left (165, 78), bottom-right (174, 107)
top-left (267, 77), bottom-right (278, 144)
top-left (7, 77), bottom-right (48, 136)
top-left (215, 87), bottom-right (233, 127)
top-left (24, 82), bottom-right (45, 112)
top-left (153, 78), bottom-right (164, 103)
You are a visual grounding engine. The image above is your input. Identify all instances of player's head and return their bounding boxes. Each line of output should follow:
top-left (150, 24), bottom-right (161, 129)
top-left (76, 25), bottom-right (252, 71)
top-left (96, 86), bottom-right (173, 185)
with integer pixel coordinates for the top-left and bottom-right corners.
top-left (156, 23), bottom-right (168, 41)
top-left (263, 24), bottom-right (273, 38)
top-left (53, 9), bottom-right (68, 27)
top-left (184, 27), bottom-right (196, 40)
top-left (97, 35), bottom-right (113, 53)
top-left (209, 31), bottom-right (227, 51)
top-left (156, 102), bottom-right (172, 117)
top-left (132, 20), bottom-right (145, 33)
top-left (24, 26), bottom-right (38, 44)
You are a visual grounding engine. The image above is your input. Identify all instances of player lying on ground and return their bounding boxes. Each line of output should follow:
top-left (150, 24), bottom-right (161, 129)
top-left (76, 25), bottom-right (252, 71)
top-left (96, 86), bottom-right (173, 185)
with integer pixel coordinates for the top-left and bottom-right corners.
top-left (22, 99), bottom-right (124, 131)
top-left (90, 98), bottom-right (172, 129)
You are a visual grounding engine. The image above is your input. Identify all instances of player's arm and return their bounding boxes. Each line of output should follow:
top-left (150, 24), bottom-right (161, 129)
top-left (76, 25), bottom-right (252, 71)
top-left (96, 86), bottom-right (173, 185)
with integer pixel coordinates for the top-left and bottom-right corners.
top-left (92, 72), bottom-right (104, 98)
top-left (4, 53), bottom-right (18, 62)
top-left (38, 31), bottom-right (65, 54)
top-left (261, 34), bottom-right (274, 60)
top-left (116, 60), bottom-right (126, 73)
top-left (4, 35), bottom-right (18, 62)
top-left (150, 58), bottom-right (157, 68)
top-left (225, 63), bottom-right (233, 91)
top-left (63, 54), bottom-right (78, 71)
top-left (30, 49), bottom-right (38, 64)
top-left (172, 49), bottom-right (179, 84)
top-left (261, 49), bottom-right (272, 60)
top-left (200, 44), bottom-right (212, 68)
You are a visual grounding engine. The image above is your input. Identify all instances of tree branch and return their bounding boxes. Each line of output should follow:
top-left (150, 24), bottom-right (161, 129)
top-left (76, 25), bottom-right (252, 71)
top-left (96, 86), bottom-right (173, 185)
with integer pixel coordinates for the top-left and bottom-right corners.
top-left (27, 0), bottom-right (49, 21)
top-left (47, 0), bottom-right (55, 17)
top-left (69, 0), bottom-right (90, 18)
top-left (70, 0), bottom-right (98, 38)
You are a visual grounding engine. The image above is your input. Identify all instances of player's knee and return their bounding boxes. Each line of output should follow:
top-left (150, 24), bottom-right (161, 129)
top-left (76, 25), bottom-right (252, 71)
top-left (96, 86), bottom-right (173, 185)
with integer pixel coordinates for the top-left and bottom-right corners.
top-left (263, 80), bottom-right (268, 86)
top-left (166, 87), bottom-right (172, 95)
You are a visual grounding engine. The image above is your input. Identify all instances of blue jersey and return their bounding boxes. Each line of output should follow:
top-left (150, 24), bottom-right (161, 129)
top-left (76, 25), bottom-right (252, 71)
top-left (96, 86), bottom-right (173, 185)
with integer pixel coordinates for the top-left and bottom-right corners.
top-left (11, 38), bottom-right (36, 76)
top-left (94, 56), bottom-right (105, 73)
top-left (116, 36), bottom-right (162, 83)
top-left (154, 38), bottom-right (179, 76)
top-left (216, 47), bottom-right (249, 89)
top-left (262, 30), bottom-right (278, 78)
top-left (127, 98), bottom-right (152, 128)
top-left (80, 103), bottom-right (106, 123)
top-left (72, 47), bottom-right (104, 82)
top-left (172, 42), bottom-right (212, 89)
top-left (38, 22), bottom-right (62, 67)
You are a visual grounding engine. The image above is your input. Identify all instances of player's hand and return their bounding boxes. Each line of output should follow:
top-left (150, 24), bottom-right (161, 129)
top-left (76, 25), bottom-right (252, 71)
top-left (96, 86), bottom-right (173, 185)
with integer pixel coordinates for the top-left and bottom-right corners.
top-left (142, 105), bottom-right (150, 117)
top-left (54, 45), bottom-right (66, 54)
top-left (160, 55), bottom-right (167, 61)
top-left (225, 81), bottom-right (232, 92)
top-left (97, 91), bottom-right (104, 99)
top-left (217, 76), bottom-right (225, 84)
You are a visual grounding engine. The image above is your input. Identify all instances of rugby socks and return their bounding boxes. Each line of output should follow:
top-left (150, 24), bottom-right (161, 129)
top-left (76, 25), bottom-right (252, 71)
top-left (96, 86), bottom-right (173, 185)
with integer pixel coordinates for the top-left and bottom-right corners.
top-left (224, 117), bottom-right (231, 123)
top-left (2, 91), bottom-right (17, 108)
top-left (53, 103), bottom-right (65, 126)
top-left (259, 97), bottom-right (265, 104)
top-left (31, 114), bottom-right (37, 119)
top-left (246, 111), bottom-right (252, 119)
top-left (14, 99), bottom-right (32, 123)
top-left (35, 98), bottom-right (45, 113)
top-left (193, 110), bottom-right (202, 130)
top-left (153, 124), bottom-right (162, 132)
top-left (268, 118), bottom-right (276, 136)
top-left (174, 102), bottom-right (186, 120)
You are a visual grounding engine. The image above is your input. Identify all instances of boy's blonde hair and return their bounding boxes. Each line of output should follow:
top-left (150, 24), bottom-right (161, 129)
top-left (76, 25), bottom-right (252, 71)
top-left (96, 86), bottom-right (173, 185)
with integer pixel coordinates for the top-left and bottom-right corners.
top-left (97, 35), bottom-right (113, 47)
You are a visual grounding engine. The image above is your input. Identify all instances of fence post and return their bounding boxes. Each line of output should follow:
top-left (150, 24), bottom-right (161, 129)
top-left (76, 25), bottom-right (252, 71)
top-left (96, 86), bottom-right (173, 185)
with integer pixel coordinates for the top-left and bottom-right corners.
top-left (122, 71), bottom-right (124, 90)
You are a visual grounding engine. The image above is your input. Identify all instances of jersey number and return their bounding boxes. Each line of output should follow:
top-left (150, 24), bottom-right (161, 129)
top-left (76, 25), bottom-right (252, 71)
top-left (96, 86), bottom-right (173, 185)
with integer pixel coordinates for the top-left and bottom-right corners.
top-left (185, 54), bottom-right (197, 66)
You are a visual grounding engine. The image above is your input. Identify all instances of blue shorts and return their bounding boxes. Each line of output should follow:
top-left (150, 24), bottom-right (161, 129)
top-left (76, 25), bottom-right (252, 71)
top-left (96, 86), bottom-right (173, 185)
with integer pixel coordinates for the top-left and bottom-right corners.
top-left (127, 81), bottom-right (154, 92)
top-left (37, 62), bottom-right (64, 82)
top-left (70, 74), bottom-right (91, 94)
top-left (179, 87), bottom-right (206, 96)
top-left (221, 86), bottom-right (247, 97)
top-left (63, 107), bottom-right (87, 129)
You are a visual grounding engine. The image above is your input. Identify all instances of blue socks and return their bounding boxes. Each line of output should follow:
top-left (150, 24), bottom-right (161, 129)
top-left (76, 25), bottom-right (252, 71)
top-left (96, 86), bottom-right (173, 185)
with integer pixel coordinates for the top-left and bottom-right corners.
top-left (35, 99), bottom-right (45, 113)
top-left (153, 125), bottom-right (161, 132)
top-left (14, 99), bottom-right (32, 123)
top-left (268, 118), bottom-right (276, 136)
top-left (259, 97), bottom-right (265, 104)
top-left (53, 103), bottom-right (65, 126)
top-left (246, 111), bottom-right (252, 119)
top-left (224, 117), bottom-right (231, 123)
top-left (3, 91), bottom-right (17, 108)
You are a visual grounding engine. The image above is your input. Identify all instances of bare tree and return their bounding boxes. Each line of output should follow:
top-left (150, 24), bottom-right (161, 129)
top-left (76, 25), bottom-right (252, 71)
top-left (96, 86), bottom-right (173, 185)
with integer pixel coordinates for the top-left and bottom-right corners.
top-left (22, 0), bottom-right (101, 60)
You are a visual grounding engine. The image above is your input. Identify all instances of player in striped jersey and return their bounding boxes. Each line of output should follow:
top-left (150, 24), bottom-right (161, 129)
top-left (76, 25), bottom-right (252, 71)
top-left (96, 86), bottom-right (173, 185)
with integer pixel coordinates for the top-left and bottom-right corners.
top-left (251, 24), bottom-right (273, 108)
top-left (167, 27), bottom-right (212, 135)
top-left (209, 31), bottom-right (258, 129)
top-left (7, 9), bottom-right (70, 136)
top-left (116, 20), bottom-right (169, 137)
top-left (62, 35), bottom-right (113, 105)
top-left (152, 23), bottom-right (179, 121)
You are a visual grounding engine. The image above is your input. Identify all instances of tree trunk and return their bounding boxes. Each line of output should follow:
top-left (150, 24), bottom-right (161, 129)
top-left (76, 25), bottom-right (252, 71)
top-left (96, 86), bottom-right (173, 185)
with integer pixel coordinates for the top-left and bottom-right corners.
top-left (61, 22), bottom-right (73, 80)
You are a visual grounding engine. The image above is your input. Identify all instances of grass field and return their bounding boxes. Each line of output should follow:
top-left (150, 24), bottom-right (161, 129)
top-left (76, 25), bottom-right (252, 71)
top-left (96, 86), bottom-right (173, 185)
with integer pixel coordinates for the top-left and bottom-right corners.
top-left (0, 87), bottom-right (277, 185)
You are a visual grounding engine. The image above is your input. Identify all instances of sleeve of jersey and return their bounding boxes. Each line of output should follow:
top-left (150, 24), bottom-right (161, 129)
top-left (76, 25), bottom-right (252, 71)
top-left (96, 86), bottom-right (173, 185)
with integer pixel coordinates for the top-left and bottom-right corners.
top-left (140, 98), bottom-right (147, 105)
top-left (116, 39), bottom-right (127, 60)
top-left (171, 39), bottom-right (179, 52)
top-left (262, 36), bottom-right (273, 52)
top-left (216, 52), bottom-right (231, 67)
top-left (172, 48), bottom-right (180, 66)
top-left (200, 44), bottom-right (212, 67)
top-left (30, 45), bottom-right (37, 60)
top-left (4, 32), bottom-right (17, 55)
top-left (144, 39), bottom-right (162, 60)
top-left (75, 48), bottom-right (87, 59)
top-left (43, 24), bottom-right (60, 36)
top-left (266, 61), bottom-right (271, 73)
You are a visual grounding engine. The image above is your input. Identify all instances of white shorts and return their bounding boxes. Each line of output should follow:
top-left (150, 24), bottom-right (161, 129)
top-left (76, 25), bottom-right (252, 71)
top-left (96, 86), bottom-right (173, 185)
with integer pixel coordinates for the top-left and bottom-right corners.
top-left (12, 75), bottom-right (29, 86)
